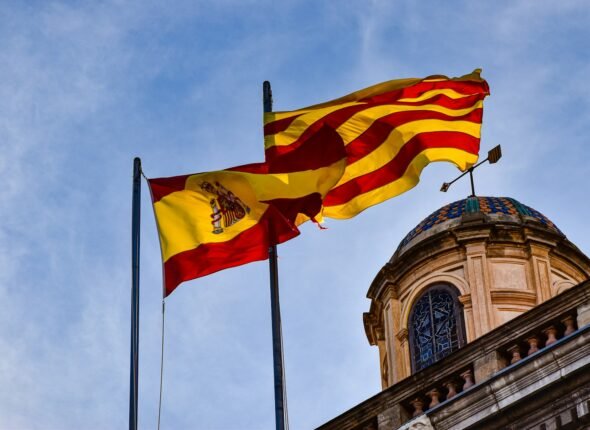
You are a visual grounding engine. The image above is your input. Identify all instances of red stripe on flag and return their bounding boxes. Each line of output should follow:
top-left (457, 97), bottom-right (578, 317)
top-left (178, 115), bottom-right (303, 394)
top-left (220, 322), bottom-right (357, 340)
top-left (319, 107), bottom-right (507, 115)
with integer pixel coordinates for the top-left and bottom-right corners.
top-left (149, 175), bottom-right (190, 203)
top-left (233, 125), bottom-right (345, 174)
top-left (264, 113), bottom-right (304, 135)
top-left (263, 193), bottom-right (323, 223)
top-left (346, 108), bottom-right (483, 164)
top-left (162, 208), bottom-right (299, 296)
top-left (358, 79), bottom-right (489, 104)
top-left (324, 132), bottom-right (479, 207)
top-left (383, 93), bottom-right (486, 109)
top-left (264, 105), bottom-right (372, 160)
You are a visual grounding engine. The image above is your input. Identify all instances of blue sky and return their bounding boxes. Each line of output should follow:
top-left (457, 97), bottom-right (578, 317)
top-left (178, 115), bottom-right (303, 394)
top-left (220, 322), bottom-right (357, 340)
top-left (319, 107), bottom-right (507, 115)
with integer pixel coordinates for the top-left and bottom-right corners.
top-left (1, 1), bottom-right (589, 429)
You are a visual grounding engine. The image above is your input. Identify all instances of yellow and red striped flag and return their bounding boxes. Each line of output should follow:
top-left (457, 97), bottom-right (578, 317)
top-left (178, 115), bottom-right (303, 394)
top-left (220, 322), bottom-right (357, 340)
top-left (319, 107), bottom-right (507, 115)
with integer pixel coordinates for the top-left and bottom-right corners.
top-left (264, 70), bottom-right (490, 219)
top-left (149, 127), bottom-right (345, 296)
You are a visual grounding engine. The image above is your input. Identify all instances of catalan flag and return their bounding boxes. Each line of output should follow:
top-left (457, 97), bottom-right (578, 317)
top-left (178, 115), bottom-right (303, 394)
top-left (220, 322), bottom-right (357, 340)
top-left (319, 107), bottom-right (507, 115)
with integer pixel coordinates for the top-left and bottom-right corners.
top-left (149, 126), bottom-right (345, 296)
top-left (264, 70), bottom-right (490, 219)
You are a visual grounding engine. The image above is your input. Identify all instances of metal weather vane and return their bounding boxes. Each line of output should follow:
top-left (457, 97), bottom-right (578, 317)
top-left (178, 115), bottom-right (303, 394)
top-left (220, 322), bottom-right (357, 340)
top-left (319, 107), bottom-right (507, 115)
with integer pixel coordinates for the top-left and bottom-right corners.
top-left (440, 145), bottom-right (502, 196)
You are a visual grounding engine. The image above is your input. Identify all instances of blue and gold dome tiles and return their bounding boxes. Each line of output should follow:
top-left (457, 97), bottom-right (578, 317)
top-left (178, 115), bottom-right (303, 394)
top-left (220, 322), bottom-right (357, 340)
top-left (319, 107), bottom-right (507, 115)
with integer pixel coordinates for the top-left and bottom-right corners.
top-left (399, 196), bottom-right (562, 250)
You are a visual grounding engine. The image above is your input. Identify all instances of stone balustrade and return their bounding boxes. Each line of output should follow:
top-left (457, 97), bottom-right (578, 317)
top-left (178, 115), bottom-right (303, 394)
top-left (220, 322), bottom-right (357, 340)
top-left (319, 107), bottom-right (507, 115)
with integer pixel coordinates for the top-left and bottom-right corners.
top-left (404, 366), bottom-right (475, 417)
top-left (394, 309), bottom-right (582, 423)
top-left (500, 312), bottom-right (578, 366)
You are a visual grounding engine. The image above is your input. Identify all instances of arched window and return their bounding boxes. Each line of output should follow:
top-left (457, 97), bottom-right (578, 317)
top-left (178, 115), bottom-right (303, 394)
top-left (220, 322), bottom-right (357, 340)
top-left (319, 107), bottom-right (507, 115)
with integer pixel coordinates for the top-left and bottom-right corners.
top-left (408, 284), bottom-right (466, 373)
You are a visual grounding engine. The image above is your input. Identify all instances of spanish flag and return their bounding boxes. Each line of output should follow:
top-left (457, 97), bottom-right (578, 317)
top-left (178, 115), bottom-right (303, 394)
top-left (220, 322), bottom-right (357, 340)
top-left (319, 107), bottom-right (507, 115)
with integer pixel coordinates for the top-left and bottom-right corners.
top-left (264, 70), bottom-right (490, 219)
top-left (149, 126), bottom-right (345, 296)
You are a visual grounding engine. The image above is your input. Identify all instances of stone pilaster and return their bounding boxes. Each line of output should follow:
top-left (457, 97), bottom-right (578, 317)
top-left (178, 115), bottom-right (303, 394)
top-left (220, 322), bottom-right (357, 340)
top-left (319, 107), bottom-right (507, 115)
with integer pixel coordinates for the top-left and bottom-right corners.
top-left (383, 285), bottom-right (404, 386)
top-left (529, 243), bottom-right (553, 303)
top-left (464, 242), bottom-right (494, 336)
top-left (396, 328), bottom-right (410, 380)
top-left (458, 293), bottom-right (475, 342)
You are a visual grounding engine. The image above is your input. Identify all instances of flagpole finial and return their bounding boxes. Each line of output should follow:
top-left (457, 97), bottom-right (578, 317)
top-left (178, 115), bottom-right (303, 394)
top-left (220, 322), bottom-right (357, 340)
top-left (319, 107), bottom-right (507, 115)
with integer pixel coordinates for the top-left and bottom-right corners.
top-left (263, 81), bottom-right (273, 113)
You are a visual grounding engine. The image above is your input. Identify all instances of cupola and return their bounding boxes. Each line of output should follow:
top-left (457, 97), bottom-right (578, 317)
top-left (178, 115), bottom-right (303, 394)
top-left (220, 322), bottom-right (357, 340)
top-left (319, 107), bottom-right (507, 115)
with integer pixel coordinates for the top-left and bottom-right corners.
top-left (363, 196), bottom-right (590, 388)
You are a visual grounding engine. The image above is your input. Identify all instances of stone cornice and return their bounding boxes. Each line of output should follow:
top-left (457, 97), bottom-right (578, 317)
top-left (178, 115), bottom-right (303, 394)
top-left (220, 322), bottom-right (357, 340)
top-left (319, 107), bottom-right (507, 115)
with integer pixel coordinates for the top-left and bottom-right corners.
top-left (367, 263), bottom-right (395, 300)
top-left (490, 290), bottom-right (537, 306)
top-left (551, 241), bottom-right (590, 277)
top-left (363, 312), bottom-right (378, 346)
top-left (458, 293), bottom-right (472, 307)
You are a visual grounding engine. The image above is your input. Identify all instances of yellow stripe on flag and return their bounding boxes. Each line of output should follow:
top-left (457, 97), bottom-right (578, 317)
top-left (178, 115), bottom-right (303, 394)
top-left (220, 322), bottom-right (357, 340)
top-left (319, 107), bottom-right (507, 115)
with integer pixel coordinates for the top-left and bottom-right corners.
top-left (154, 172), bottom-right (268, 262)
top-left (398, 88), bottom-right (477, 102)
top-left (323, 148), bottom-right (478, 219)
top-left (336, 102), bottom-right (484, 146)
top-left (337, 119), bottom-right (481, 185)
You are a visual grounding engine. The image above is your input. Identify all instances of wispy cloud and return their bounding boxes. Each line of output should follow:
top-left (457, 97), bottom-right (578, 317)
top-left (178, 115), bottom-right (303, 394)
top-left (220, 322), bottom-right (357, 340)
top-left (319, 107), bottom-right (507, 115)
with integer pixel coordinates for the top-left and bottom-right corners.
top-left (1, 1), bottom-right (589, 429)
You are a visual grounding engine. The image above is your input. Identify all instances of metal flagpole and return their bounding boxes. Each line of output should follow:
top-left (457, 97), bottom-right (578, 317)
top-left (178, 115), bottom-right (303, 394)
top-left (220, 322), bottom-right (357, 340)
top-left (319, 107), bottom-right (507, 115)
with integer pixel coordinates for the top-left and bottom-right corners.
top-left (130, 157), bottom-right (142, 430)
top-left (263, 81), bottom-right (287, 430)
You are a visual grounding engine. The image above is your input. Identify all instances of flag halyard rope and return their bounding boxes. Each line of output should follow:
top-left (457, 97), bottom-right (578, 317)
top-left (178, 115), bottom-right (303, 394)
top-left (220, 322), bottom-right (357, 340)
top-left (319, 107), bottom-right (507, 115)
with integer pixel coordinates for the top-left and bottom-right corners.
top-left (157, 299), bottom-right (166, 430)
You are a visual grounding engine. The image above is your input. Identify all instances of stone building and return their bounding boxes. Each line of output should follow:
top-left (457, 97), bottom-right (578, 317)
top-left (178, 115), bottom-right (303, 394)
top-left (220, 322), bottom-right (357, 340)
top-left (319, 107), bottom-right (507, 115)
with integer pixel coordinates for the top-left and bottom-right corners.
top-left (317, 196), bottom-right (590, 430)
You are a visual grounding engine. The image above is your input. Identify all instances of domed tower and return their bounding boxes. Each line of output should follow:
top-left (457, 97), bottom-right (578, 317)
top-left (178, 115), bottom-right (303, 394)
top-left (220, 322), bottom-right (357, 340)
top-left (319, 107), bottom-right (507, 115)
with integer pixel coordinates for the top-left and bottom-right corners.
top-left (363, 196), bottom-right (590, 389)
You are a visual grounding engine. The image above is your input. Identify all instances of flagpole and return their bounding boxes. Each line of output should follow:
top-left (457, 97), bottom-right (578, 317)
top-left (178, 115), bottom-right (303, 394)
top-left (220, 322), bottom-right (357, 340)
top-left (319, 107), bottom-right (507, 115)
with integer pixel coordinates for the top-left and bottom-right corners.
top-left (264, 81), bottom-right (286, 430)
top-left (130, 157), bottom-right (142, 430)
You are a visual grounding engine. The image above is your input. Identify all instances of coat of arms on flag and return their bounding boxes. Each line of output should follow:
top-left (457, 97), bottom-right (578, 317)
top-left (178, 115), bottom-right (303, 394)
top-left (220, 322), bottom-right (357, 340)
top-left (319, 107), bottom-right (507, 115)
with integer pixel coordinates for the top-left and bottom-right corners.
top-left (200, 181), bottom-right (251, 234)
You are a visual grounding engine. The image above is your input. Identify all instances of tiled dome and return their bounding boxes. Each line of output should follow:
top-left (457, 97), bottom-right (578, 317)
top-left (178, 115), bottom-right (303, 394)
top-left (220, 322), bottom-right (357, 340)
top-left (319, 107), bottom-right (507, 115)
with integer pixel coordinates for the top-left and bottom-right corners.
top-left (397, 196), bottom-right (563, 253)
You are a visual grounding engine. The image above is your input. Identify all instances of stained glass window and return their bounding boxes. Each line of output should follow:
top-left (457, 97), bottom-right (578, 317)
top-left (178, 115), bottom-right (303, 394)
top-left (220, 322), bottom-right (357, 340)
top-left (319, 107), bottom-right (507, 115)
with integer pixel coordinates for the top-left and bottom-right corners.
top-left (409, 285), bottom-right (465, 372)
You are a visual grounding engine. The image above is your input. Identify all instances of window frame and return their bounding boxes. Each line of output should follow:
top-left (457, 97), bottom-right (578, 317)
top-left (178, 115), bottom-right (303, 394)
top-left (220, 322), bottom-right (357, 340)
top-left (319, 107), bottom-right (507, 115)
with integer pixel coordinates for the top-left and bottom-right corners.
top-left (408, 283), bottom-right (466, 373)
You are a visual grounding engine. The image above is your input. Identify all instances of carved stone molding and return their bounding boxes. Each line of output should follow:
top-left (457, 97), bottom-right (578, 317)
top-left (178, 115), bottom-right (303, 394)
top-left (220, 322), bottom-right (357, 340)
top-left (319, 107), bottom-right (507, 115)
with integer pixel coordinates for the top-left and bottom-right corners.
top-left (490, 290), bottom-right (537, 306)
top-left (458, 293), bottom-right (472, 307)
